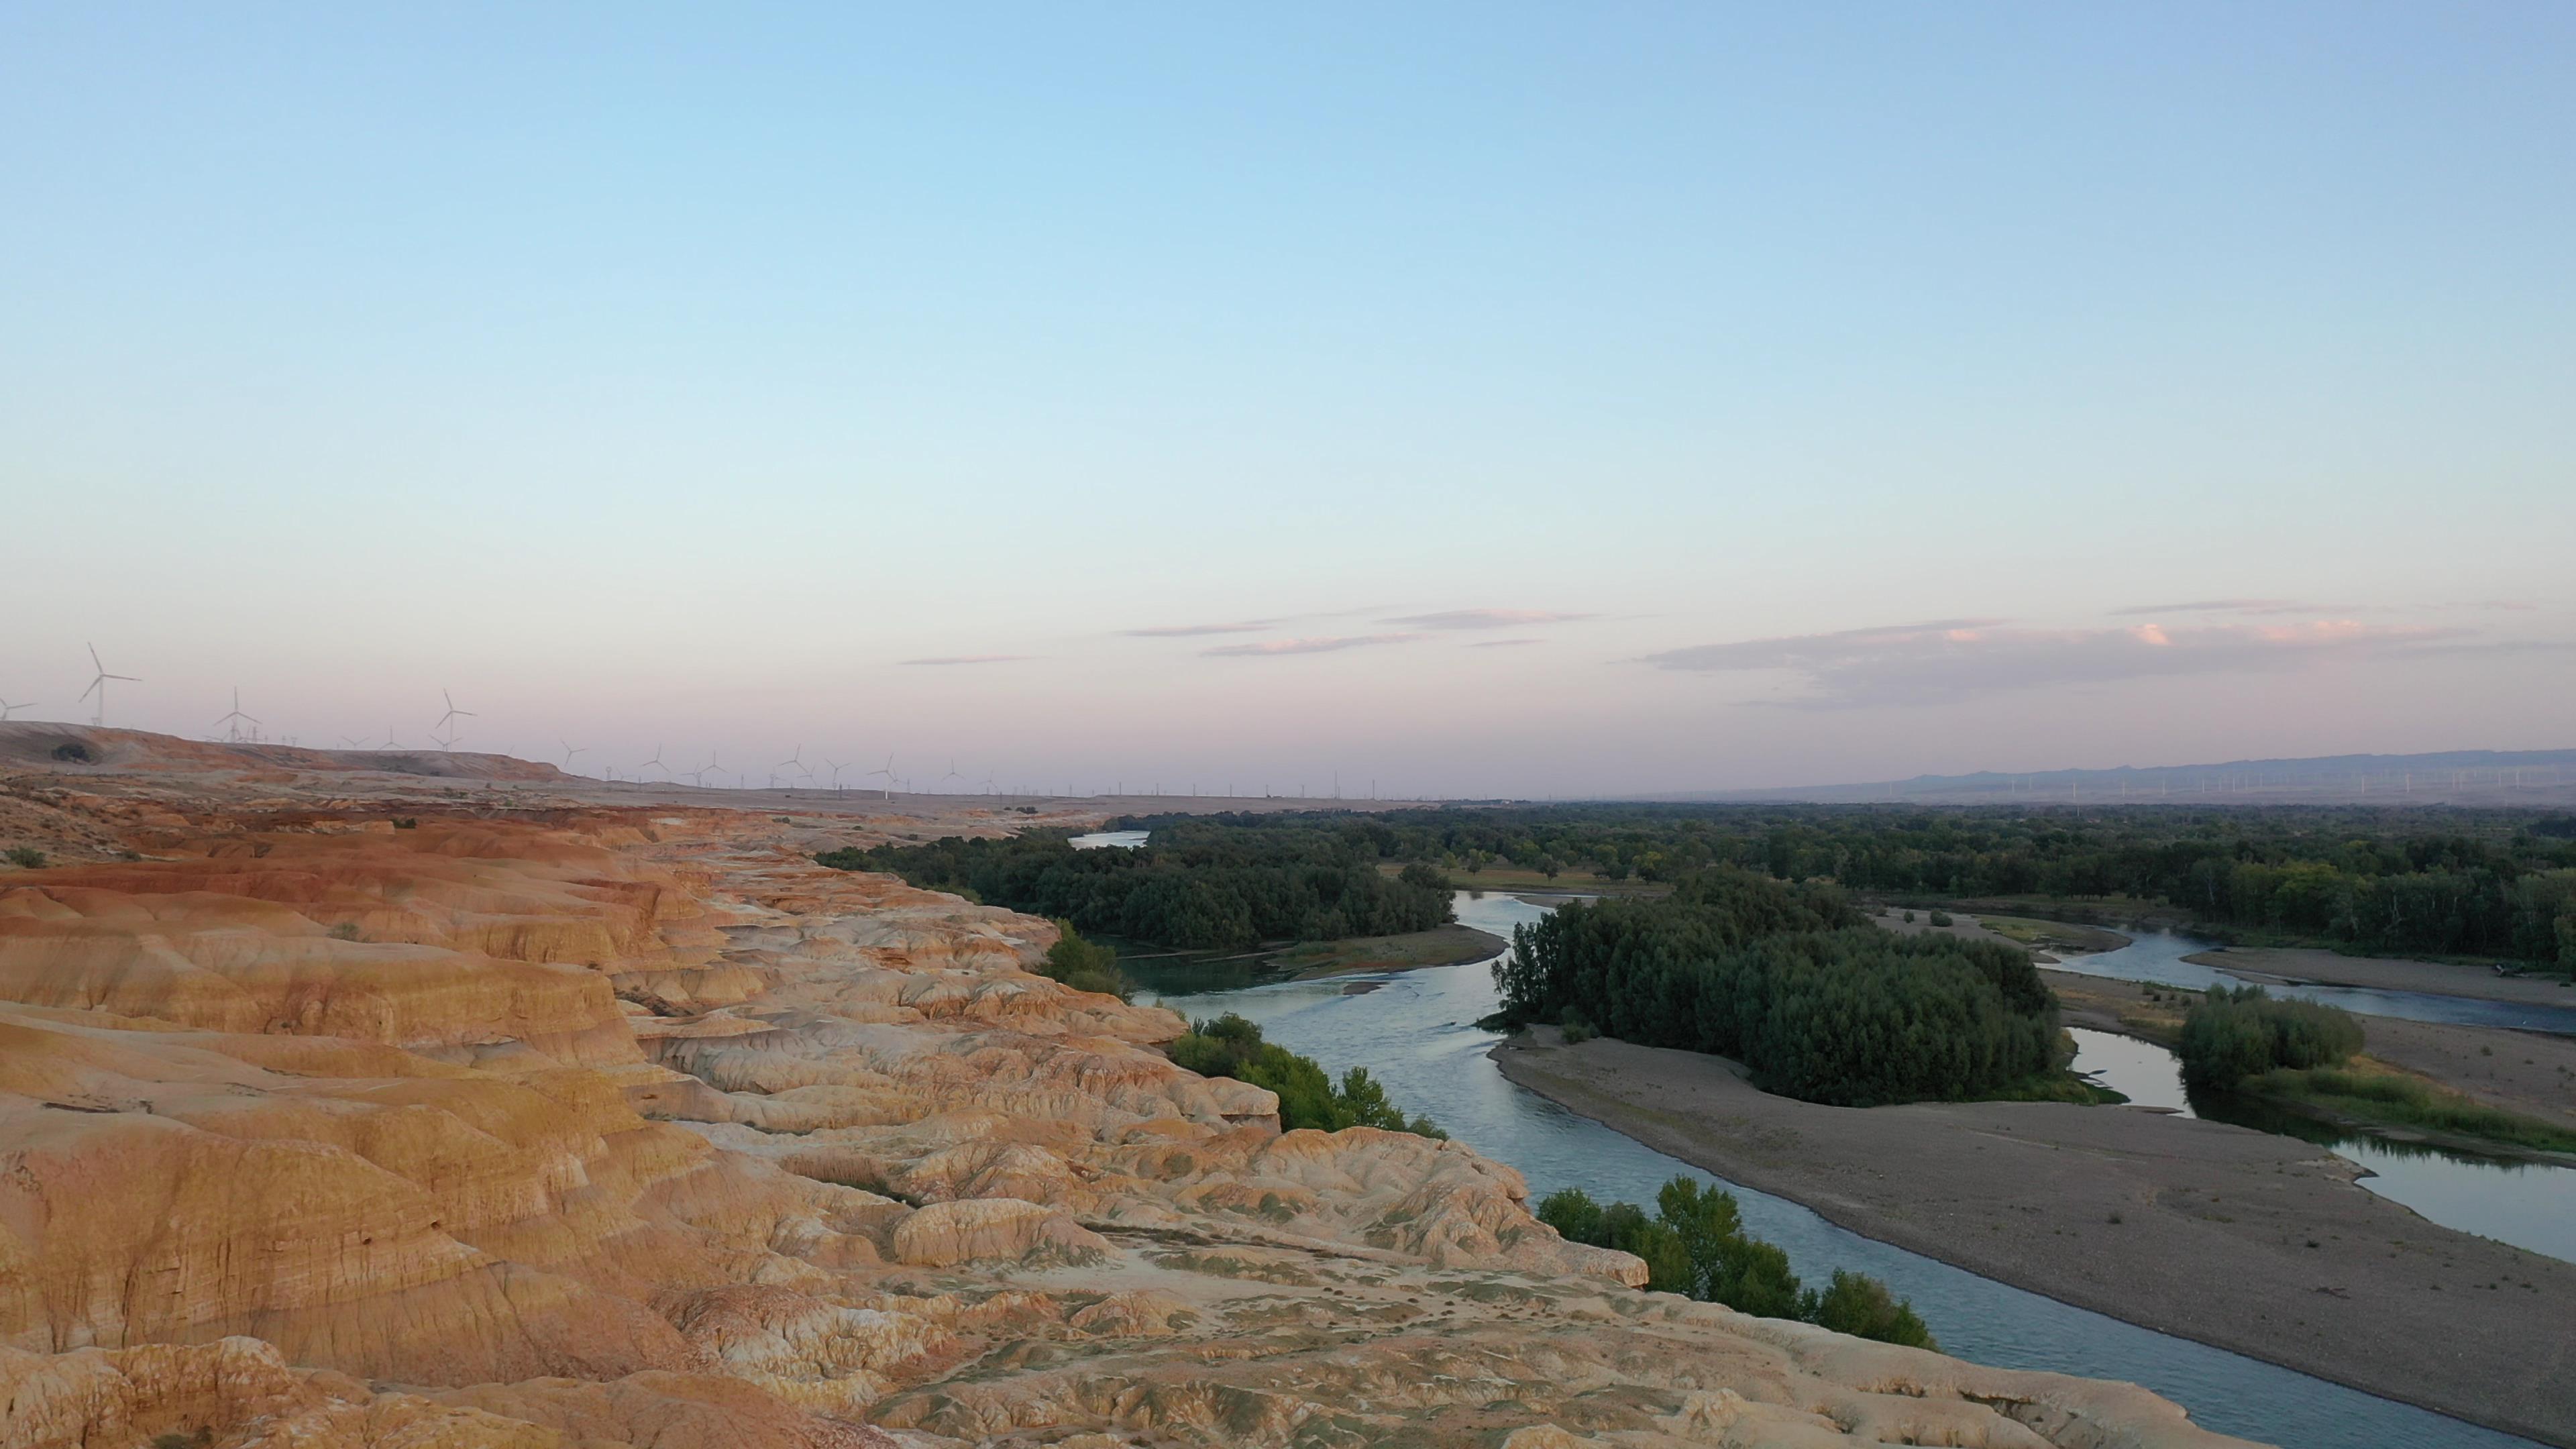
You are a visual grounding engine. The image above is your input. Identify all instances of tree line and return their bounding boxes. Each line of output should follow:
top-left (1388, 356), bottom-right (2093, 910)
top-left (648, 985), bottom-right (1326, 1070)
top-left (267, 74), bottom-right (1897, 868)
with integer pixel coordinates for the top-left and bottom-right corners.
top-left (1490, 869), bottom-right (2065, 1105)
top-left (1114, 805), bottom-right (2576, 968)
top-left (819, 828), bottom-right (1452, 951)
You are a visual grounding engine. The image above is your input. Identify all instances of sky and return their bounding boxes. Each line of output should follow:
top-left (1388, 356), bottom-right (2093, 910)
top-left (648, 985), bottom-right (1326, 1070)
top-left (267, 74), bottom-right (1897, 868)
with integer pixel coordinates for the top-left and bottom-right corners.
top-left (5, 3), bottom-right (2571, 798)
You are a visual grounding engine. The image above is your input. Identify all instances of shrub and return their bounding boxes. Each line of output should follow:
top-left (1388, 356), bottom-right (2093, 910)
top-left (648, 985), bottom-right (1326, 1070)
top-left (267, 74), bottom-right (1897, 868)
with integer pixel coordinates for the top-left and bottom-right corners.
top-left (50, 741), bottom-right (92, 763)
top-left (1927, 910), bottom-right (1953, 927)
top-left (4, 847), bottom-right (44, 869)
top-left (392, 816), bottom-right (418, 829)
top-left (1902, 910), bottom-right (1915, 923)
top-left (1558, 1009), bottom-right (1597, 1044)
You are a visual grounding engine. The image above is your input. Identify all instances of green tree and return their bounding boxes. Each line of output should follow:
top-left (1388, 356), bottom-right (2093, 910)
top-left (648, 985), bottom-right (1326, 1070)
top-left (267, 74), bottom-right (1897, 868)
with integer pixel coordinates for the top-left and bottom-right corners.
top-left (1805, 1270), bottom-right (1937, 1349)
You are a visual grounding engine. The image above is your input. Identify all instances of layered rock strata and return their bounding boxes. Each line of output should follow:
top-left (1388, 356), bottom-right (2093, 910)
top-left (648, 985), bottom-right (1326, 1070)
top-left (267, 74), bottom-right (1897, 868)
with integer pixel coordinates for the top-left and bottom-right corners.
top-left (0, 780), bottom-right (2265, 1448)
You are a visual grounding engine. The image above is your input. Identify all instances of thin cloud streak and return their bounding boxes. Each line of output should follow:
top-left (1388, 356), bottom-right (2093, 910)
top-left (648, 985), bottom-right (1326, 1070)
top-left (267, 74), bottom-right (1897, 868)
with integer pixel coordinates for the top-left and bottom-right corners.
top-left (2107, 598), bottom-right (2356, 616)
top-left (899, 654), bottom-right (1032, 666)
top-left (1203, 633), bottom-right (1422, 657)
top-left (1646, 619), bottom-right (2471, 708)
top-left (1383, 608), bottom-right (1595, 630)
top-left (1121, 619), bottom-right (1283, 637)
top-left (1470, 638), bottom-right (1543, 649)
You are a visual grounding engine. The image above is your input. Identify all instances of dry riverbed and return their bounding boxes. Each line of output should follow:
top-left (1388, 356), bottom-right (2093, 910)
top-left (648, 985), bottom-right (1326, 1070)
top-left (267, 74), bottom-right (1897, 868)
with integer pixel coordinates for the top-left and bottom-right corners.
top-left (1492, 1026), bottom-right (2576, 1446)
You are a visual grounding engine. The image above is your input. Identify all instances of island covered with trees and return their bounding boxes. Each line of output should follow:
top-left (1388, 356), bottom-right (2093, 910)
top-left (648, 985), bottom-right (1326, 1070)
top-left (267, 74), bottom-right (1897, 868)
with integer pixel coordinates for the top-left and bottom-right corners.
top-left (1488, 868), bottom-right (2076, 1105)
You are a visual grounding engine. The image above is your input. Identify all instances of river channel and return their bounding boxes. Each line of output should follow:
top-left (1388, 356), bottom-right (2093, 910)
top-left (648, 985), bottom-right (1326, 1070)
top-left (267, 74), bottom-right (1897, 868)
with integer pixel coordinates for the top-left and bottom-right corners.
top-left (1139, 890), bottom-right (2542, 1449)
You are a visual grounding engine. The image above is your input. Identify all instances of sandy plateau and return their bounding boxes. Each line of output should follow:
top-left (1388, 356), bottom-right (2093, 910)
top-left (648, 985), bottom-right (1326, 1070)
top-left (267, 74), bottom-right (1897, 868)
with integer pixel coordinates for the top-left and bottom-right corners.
top-left (0, 726), bottom-right (2261, 1448)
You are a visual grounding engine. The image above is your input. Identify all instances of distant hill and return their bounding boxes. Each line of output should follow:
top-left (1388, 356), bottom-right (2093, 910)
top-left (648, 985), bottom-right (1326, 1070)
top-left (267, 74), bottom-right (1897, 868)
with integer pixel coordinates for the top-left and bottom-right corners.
top-left (1670, 749), bottom-right (2576, 807)
top-left (0, 720), bottom-right (570, 782)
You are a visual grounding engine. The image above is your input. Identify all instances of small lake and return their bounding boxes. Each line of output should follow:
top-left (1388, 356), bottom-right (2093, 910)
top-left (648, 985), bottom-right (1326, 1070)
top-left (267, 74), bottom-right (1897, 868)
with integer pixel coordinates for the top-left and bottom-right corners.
top-left (2043, 927), bottom-right (2576, 1036)
top-left (1069, 828), bottom-right (1150, 850)
top-left (2068, 1027), bottom-right (2576, 1266)
top-left (1141, 891), bottom-right (2539, 1449)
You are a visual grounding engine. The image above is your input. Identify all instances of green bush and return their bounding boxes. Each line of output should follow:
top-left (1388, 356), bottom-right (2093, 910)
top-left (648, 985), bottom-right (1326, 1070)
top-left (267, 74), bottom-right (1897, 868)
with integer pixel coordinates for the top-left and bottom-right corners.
top-left (2177, 986), bottom-right (2364, 1089)
top-left (1038, 920), bottom-right (1130, 1000)
top-left (1927, 910), bottom-right (1953, 927)
top-left (1167, 1013), bottom-right (1443, 1138)
top-left (50, 741), bottom-right (91, 763)
top-left (4, 847), bottom-right (44, 869)
top-left (1537, 1177), bottom-right (1934, 1349)
top-left (1558, 1009), bottom-right (1597, 1044)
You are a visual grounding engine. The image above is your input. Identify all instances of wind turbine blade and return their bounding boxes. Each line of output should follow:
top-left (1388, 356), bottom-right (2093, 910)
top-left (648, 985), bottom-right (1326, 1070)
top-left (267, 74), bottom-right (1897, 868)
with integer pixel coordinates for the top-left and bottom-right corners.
top-left (89, 644), bottom-right (104, 672)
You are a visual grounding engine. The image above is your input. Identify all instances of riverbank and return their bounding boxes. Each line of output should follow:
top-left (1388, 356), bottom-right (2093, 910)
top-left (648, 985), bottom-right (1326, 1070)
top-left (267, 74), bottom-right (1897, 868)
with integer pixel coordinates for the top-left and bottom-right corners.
top-left (1493, 1026), bottom-right (2576, 1447)
top-left (2192, 945), bottom-right (2576, 1008)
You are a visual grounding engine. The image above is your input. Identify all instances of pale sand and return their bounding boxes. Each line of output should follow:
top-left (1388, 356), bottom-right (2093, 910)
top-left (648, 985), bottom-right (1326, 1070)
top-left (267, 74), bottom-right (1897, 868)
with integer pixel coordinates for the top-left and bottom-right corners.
top-left (1493, 1028), bottom-right (2576, 1446)
top-left (2195, 945), bottom-right (2576, 1009)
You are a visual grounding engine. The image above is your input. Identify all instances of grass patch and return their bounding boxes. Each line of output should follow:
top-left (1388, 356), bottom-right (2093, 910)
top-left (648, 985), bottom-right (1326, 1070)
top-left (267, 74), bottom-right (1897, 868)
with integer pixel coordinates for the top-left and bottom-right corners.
top-left (1976, 915), bottom-right (2131, 955)
top-left (1982, 1071), bottom-right (2127, 1106)
top-left (2253, 1062), bottom-right (2576, 1155)
top-left (1267, 922), bottom-right (1507, 978)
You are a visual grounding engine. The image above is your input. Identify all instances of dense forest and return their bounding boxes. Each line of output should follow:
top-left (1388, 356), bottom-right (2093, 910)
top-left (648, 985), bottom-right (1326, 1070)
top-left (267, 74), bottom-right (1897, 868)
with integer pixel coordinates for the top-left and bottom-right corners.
top-left (1538, 1176), bottom-right (1934, 1348)
top-left (821, 824), bottom-right (1452, 951)
top-left (1111, 804), bottom-right (2576, 968)
top-left (1489, 869), bottom-right (2065, 1104)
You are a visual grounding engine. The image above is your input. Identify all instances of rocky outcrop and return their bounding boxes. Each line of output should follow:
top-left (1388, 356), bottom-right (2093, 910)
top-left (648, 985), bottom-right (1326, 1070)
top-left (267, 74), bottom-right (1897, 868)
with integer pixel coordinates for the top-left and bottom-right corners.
top-left (0, 759), bottom-right (2269, 1448)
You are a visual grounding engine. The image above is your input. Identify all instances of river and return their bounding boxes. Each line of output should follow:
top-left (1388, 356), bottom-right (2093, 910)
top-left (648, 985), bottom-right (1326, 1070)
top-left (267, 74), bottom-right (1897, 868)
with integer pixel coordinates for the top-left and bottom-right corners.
top-left (1139, 890), bottom-right (2541, 1449)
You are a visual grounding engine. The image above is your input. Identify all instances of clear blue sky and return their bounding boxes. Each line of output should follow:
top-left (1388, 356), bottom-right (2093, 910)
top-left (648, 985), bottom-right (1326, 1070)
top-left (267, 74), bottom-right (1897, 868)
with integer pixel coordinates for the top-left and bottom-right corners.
top-left (5, 4), bottom-right (2570, 794)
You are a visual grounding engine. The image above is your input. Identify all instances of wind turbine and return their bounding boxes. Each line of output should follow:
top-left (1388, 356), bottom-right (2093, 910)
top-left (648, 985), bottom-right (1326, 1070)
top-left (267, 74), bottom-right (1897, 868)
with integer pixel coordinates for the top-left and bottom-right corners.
top-left (338, 735), bottom-right (372, 749)
top-left (561, 741), bottom-right (587, 771)
top-left (777, 745), bottom-right (812, 784)
top-left (79, 645), bottom-right (138, 726)
top-left (981, 773), bottom-right (999, 796)
top-left (212, 688), bottom-right (260, 743)
top-left (867, 753), bottom-right (896, 800)
top-left (939, 757), bottom-right (965, 793)
top-left (639, 743), bottom-right (669, 780)
top-left (821, 757), bottom-right (846, 793)
top-left (0, 698), bottom-right (36, 721)
top-left (432, 690), bottom-right (475, 750)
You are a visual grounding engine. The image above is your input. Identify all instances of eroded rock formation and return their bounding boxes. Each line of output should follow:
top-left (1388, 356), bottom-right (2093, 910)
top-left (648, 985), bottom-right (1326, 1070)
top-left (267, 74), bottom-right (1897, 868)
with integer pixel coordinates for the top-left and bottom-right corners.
top-left (0, 753), bottom-right (2265, 1448)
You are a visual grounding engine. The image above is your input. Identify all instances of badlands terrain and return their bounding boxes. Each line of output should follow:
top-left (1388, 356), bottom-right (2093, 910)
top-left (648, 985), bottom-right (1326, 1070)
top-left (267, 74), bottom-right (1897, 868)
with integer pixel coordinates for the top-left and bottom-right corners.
top-left (0, 725), bottom-right (2262, 1448)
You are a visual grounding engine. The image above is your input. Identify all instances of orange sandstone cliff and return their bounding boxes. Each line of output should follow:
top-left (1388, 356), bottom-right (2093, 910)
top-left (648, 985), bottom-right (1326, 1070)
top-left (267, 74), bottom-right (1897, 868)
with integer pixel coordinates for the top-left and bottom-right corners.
top-left (0, 747), bottom-right (2266, 1448)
